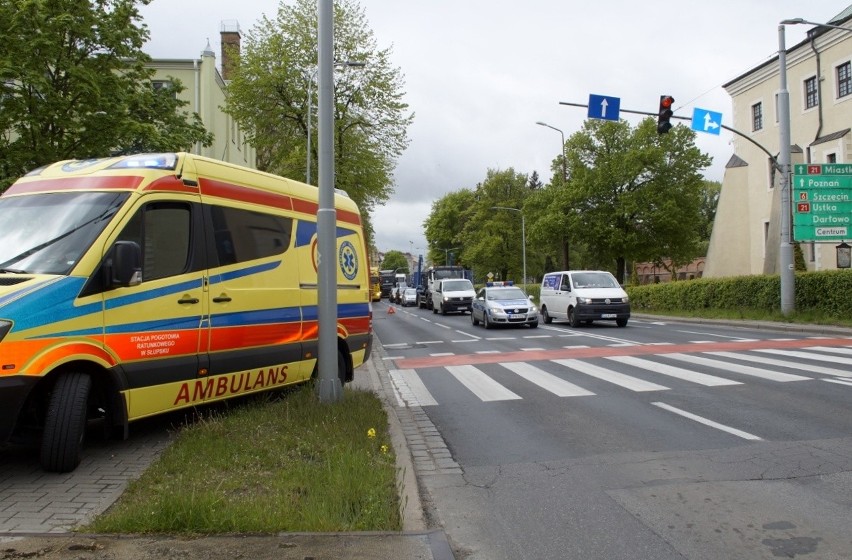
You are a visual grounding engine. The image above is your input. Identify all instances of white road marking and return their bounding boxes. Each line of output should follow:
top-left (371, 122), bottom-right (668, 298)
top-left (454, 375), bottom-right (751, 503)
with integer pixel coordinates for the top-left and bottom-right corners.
top-left (553, 359), bottom-right (669, 392)
top-left (389, 369), bottom-right (438, 407)
top-left (707, 351), bottom-right (852, 378)
top-left (665, 353), bottom-right (811, 382)
top-left (755, 348), bottom-right (852, 367)
top-left (500, 362), bottom-right (595, 397)
top-left (446, 365), bottom-right (522, 401)
top-left (652, 402), bottom-right (763, 441)
top-left (607, 356), bottom-right (741, 386)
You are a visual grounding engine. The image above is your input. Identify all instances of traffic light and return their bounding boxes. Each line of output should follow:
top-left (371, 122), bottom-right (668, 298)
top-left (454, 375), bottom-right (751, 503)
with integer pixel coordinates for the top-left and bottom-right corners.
top-left (657, 95), bottom-right (674, 134)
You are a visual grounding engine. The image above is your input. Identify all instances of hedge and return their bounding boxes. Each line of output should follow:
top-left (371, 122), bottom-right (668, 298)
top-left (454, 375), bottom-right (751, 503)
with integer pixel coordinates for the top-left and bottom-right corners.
top-left (625, 269), bottom-right (852, 319)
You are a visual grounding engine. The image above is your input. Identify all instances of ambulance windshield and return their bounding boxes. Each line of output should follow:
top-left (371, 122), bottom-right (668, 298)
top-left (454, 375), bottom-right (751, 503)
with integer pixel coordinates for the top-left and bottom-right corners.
top-left (0, 192), bottom-right (129, 275)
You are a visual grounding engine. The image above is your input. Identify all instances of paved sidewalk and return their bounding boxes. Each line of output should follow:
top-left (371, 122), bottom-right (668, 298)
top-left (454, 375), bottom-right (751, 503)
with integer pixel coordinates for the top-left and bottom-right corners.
top-left (0, 344), bottom-right (456, 560)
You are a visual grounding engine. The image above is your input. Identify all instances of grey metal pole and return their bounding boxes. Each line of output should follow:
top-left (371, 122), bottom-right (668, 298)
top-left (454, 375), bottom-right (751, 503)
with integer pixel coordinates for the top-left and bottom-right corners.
top-left (317, 0), bottom-right (342, 402)
top-left (521, 212), bottom-right (526, 287)
top-left (306, 78), bottom-right (313, 185)
top-left (778, 24), bottom-right (795, 315)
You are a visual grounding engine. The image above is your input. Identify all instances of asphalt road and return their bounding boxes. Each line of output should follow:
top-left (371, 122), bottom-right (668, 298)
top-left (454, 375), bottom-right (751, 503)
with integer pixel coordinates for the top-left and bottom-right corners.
top-left (373, 300), bottom-right (852, 560)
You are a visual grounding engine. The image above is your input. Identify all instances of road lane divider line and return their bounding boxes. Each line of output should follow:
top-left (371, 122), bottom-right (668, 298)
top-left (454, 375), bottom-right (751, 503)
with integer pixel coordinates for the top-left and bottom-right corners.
top-left (652, 402), bottom-right (763, 440)
top-left (445, 365), bottom-right (522, 401)
top-left (454, 329), bottom-right (481, 340)
top-left (500, 362), bottom-right (595, 397)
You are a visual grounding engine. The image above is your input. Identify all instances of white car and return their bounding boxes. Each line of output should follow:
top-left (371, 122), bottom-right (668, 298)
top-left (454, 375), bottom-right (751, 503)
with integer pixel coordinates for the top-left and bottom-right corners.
top-left (539, 270), bottom-right (630, 327)
top-left (431, 278), bottom-right (475, 315)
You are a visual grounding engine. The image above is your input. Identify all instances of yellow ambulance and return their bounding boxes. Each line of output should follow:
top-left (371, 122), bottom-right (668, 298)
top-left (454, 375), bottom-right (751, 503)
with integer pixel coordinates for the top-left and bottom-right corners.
top-left (0, 152), bottom-right (373, 472)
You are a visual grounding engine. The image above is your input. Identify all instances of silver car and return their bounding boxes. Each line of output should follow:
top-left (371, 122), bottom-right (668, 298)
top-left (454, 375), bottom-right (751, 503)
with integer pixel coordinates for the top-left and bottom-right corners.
top-left (402, 288), bottom-right (418, 307)
top-left (471, 283), bottom-right (538, 329)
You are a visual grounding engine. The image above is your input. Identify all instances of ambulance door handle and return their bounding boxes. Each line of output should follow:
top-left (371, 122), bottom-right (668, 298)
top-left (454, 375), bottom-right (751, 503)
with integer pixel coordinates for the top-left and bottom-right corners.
top-left (178, 296), bottom-right (200, 304)
top-left (212, 295), bottom-right (232, 303)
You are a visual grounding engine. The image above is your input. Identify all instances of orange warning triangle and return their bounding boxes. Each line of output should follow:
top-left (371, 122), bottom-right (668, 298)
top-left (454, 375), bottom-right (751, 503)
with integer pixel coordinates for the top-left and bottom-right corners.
top-left (387, 306), bottom-right (396, 314)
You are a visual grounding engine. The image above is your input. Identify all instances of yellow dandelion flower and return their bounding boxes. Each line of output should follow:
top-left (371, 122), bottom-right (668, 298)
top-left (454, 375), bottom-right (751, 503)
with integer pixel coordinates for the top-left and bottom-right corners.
top-left (381, 444), bottom-right (389, 454)
top-left (367, 428), bottom-right (376, 438)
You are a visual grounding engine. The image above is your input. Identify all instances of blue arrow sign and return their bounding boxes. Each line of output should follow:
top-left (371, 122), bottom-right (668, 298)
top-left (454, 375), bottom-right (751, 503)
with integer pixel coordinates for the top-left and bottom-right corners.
top-left (588, 94), bottom-right (620, 121)
top-left (691, 108), bottom-right (722, 135)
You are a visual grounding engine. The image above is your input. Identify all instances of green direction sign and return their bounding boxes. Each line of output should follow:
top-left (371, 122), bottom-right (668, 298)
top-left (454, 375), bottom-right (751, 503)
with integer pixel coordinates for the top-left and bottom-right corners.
top-left (794, 163), bottom-right (852, 175)
top-left (792, 164), bottom-right (852, 242)
top-left (794, 175), bottom-right (852, 189)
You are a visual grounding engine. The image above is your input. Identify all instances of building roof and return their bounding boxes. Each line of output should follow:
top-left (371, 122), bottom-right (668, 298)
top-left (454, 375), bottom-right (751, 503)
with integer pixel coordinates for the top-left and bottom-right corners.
top-left (810, 128), bottom-right (851, 146)
top-left (723, 4), bottom-right (852, 88)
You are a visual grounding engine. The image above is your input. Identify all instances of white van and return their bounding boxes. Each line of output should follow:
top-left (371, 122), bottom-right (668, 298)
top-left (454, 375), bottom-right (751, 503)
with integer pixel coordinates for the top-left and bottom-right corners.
top-left (539, 270), bottom-right (630, 327)
top-left (432, 278), bottom-right (475, 315)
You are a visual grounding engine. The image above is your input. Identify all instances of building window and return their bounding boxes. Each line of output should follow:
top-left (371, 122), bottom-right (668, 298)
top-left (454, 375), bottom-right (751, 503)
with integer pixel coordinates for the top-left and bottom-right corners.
top-left (838, 61), bottom-right (851, 98)
top-left (827, 153), bottom-right (837, 163)
top-left (752, 102), bottom-right (763, 131)
top-left (152, 80), bottom-right (176, 99)
top-left (804, 77), bottom-right (818, 109)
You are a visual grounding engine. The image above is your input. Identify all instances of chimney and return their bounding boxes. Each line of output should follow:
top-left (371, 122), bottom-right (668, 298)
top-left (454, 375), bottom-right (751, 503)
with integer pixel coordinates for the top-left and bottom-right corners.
top-left (220, 20), bottom-right (241, 81)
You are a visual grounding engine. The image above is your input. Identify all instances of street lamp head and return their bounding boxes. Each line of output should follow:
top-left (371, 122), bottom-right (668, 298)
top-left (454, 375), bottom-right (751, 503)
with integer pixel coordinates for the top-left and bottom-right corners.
top-left (535, 121), bottom-right (547, 126)
top-left (780, 18), bottom-right (804, 25)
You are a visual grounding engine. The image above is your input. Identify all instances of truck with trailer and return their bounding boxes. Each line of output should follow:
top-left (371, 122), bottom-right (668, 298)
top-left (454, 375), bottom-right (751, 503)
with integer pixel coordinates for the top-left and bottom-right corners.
top-left (417, 265), bottom-right (472, 310)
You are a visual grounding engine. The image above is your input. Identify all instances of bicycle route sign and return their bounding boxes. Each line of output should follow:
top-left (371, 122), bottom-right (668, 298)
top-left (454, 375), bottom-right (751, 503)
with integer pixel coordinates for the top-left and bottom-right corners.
top-left (792, 163), bottom-right (852, 242)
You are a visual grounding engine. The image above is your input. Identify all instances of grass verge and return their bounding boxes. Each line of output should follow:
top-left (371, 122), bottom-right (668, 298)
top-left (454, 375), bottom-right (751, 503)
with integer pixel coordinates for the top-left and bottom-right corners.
top-left (84, 385), bottom-right (401, 534)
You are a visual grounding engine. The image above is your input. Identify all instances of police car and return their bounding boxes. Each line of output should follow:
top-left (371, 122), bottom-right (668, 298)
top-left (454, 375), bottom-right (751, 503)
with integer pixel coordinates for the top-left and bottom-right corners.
top-left (470, 281), bottom-right (539, 329)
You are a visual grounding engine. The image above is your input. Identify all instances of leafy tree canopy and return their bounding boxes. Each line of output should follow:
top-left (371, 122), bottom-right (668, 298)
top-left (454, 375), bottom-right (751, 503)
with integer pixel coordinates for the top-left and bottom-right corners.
top-left (380, 250), bottom-right (408, 274)
top-left (225, 0), bottom-right (413, 246)
top-left (0, 0), bottom-right (213, 191)
top-left (553, 119), bottom-right (711, 282)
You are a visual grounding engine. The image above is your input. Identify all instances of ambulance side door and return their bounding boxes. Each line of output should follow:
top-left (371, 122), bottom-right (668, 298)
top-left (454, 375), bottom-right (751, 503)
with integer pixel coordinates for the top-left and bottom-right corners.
top-left (101, 195), bottom-right (208, 419)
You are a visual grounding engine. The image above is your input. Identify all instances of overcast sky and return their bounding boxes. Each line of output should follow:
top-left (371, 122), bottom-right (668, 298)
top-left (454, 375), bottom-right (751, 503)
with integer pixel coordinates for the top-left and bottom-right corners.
top-left (139, 1), bottom-right (846, 255)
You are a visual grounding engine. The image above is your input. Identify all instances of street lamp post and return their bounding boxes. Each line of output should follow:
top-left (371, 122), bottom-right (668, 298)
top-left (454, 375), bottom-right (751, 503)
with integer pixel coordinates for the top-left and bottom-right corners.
top-left (777, 18), bottom-right (852, 314)
top-left (492, 206), bottom-right (526, 287)
top-left (442, 247), bottom-right (460, 266)
top-left (306, 60), bottom-right (365, 185)
top-left (536, 121), bottom-right (570, 269)
top-left (535, 121), bottom-right (567, 182)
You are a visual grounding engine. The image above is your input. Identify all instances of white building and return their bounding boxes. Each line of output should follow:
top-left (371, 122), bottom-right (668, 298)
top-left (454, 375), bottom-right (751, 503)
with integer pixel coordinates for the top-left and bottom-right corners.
top-left (705, 6), bottom-right (852, 277)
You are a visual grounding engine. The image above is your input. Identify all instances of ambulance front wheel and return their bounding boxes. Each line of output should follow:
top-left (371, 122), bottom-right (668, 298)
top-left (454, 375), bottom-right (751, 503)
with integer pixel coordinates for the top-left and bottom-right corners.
top-left (40, 372), bottom-right (91, 473)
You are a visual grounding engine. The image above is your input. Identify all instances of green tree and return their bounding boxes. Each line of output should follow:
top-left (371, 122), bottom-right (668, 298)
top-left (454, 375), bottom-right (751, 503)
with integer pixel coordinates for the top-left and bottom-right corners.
top-left (459, 168), bottom-right (532, 282)
top-left (697, 179), bottom-right (721, 241)
top-left (422, 189), bottom-right (475, 266)
top-left (381, 250), bottom-right (408, 274)
top-left (0, 0), bottom-right (213, 191)
top-left (225, 0), bottom-right (413, 245)
top-left (556, 119), bottom-right (711, 283)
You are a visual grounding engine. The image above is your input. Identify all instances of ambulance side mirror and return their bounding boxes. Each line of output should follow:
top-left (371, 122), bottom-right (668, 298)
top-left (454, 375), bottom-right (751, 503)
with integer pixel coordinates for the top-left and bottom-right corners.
top-left (109, 241), bottom-right (142, 287)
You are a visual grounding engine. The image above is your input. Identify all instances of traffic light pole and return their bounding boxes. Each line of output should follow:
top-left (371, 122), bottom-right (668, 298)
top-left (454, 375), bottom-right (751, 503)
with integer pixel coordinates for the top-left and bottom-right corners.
top-left (558, 101), bottom-right (782, 171)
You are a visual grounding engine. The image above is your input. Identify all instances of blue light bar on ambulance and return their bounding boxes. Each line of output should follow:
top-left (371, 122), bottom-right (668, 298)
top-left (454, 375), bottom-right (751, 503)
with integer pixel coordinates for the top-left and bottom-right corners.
top-left (485, 281), bottom-right (513, 287)
top-left (108, 153), bottom-right (178, 170)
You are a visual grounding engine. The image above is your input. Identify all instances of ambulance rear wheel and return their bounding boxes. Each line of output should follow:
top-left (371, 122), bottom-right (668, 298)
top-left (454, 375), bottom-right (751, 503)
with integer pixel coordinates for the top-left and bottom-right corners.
top-left (41, 372), bottom-right (91, 473)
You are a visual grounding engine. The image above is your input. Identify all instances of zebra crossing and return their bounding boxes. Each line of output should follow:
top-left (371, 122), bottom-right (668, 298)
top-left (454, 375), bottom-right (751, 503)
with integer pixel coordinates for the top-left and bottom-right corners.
top-left (388, 345), bottom-right (852, 407)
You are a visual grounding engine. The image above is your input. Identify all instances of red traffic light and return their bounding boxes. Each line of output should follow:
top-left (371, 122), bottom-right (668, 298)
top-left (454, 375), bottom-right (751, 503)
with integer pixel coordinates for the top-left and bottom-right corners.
top-left (657, 95), bottom-right (675, 134)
